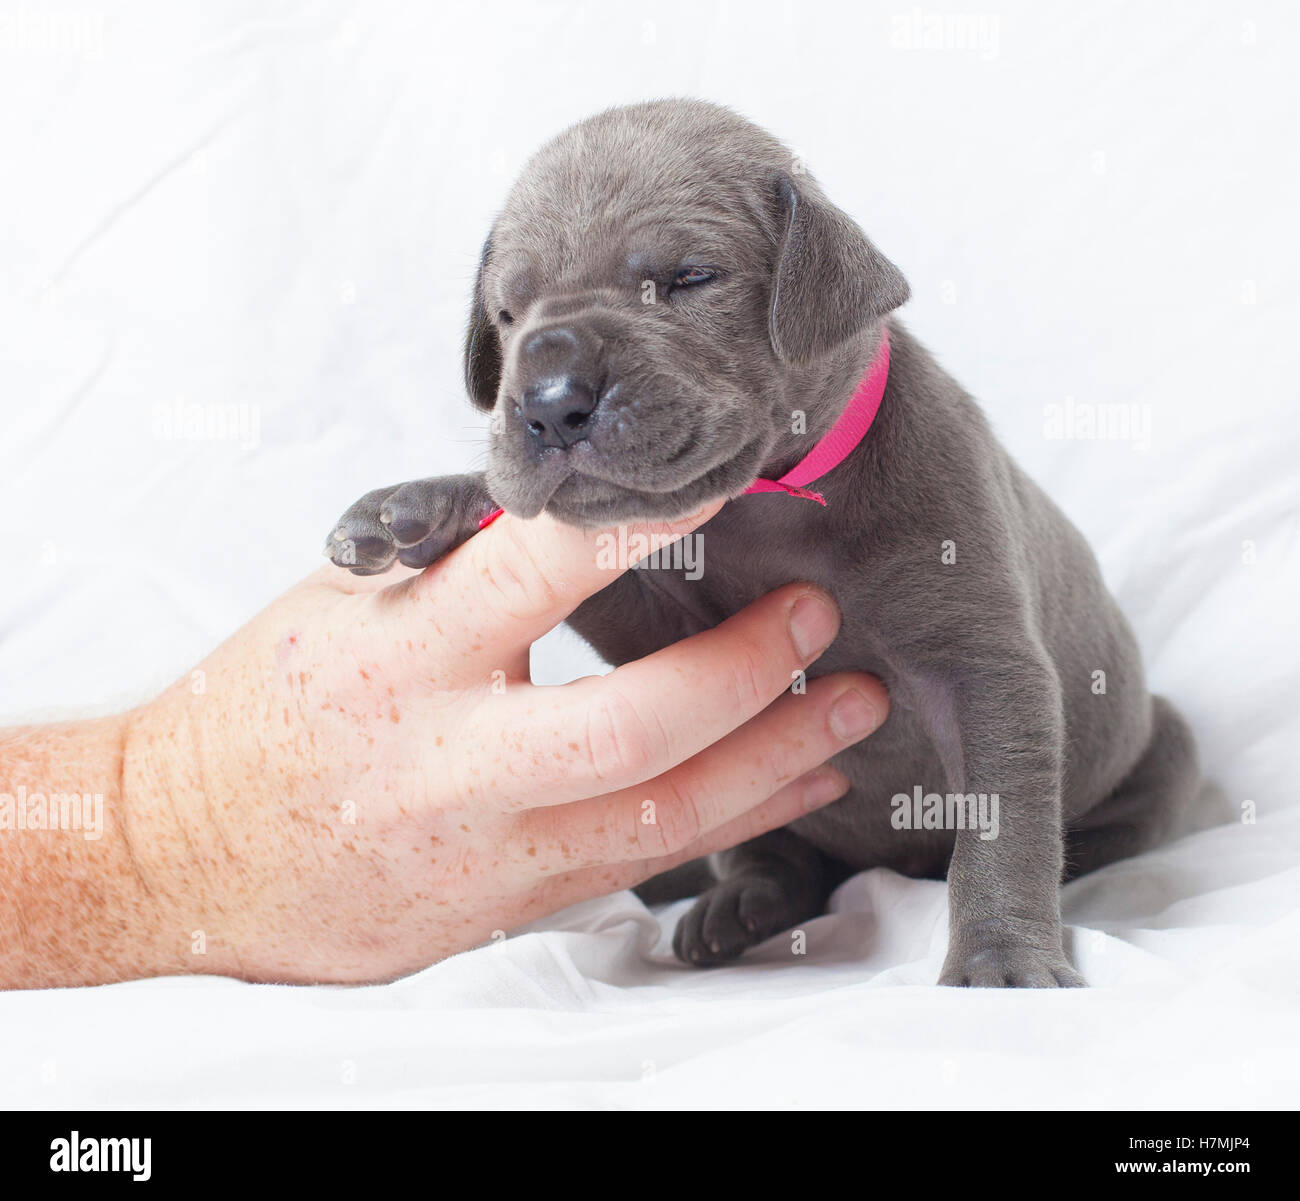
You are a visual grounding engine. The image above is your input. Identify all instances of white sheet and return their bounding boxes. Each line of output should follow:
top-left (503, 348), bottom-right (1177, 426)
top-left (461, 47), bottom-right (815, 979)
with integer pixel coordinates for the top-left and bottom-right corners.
top-left (2, 0), bottom-right (1298, 1109)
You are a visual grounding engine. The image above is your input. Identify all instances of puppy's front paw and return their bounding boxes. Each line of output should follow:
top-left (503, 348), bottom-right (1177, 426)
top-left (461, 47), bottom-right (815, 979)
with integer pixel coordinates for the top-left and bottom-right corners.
top-left (324, 476), bottom-right (484, 575)
top-left (673, 876), bottom-right (799, 967)
top-left (939, 943), bottom-right (1086, 989)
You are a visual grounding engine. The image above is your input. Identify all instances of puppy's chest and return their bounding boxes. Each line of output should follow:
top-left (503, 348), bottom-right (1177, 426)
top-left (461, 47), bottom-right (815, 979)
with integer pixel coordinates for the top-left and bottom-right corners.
top-left (575, 528), bottom-right (896, 684)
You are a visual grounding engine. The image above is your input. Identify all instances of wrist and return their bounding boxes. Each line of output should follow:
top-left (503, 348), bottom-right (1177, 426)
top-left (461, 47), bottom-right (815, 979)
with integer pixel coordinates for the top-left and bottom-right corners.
top-left (0, 712), bottom-right (192, 988)
top-left (120, 691), bottom-right (243, 980)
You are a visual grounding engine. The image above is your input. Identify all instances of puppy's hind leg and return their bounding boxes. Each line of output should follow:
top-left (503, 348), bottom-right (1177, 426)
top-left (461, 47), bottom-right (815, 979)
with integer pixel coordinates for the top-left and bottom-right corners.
top-left (634, 859), bottom-right (716, 906)
top-left (673, 831), bottom-right (850, 966)
top-left (1063, 695), bottom-right (1199, 881)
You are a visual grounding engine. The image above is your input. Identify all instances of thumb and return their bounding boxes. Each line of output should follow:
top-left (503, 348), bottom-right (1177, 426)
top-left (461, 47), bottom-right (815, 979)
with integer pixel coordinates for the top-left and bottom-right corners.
top-left (387, 499), bottom-right (724, 671)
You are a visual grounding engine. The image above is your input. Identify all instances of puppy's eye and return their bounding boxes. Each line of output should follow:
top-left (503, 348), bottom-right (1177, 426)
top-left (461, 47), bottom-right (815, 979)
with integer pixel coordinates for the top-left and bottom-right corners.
top-left (671, 267), bottom-right (716, 289)
top-left (497, 310), bottom-right (514, 327)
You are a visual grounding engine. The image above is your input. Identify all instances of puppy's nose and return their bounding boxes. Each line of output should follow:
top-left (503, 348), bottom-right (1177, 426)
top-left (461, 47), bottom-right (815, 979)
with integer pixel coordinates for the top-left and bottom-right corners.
top-left (519, 376), bottom-right (599, 448)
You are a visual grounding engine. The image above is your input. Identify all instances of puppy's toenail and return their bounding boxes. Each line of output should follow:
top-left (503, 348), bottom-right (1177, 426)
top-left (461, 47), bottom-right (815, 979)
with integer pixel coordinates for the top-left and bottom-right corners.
top-left (332, 528), bottom-right (346, 541)
top-left (379, 510), bottom-right (392, 525)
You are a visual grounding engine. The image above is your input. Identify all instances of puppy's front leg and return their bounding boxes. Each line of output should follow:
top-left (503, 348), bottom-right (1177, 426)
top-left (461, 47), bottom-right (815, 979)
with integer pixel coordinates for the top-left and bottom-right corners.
top-left (937, 658), bottom-right (1085, 988)
top-left (324, 473), bottom-right (497, 575)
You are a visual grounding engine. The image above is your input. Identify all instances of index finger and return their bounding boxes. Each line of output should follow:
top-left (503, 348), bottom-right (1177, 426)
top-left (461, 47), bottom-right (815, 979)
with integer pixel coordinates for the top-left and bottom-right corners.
top-left (452, 582), bottom-right (846, 811)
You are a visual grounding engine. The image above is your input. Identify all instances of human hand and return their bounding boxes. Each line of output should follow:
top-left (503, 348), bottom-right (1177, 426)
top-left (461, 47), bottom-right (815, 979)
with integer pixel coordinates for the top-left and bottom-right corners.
top-left (123, 504), bottom-right (887, 983)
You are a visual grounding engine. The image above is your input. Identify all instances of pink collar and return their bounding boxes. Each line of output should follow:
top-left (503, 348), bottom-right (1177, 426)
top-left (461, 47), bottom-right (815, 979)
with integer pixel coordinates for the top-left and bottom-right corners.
top-left (478, 330), bottom-right (889, 529)
top-left (741, 329), bottom-right (890, 506)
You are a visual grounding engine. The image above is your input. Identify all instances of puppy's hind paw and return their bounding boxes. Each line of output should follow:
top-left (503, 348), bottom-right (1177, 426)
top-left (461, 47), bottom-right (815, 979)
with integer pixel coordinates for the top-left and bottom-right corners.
top-left (672, 875), bottom-right (800, 967)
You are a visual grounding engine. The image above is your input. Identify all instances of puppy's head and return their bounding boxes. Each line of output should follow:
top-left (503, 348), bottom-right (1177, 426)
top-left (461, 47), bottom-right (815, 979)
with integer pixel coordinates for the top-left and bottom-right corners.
top-left (466, 99), bottom-right (909, 527)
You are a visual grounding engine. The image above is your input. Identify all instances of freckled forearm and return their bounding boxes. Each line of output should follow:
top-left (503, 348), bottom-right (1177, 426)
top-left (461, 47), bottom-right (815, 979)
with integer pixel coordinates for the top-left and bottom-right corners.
top-left (0, 714), bottom-right (195, 989)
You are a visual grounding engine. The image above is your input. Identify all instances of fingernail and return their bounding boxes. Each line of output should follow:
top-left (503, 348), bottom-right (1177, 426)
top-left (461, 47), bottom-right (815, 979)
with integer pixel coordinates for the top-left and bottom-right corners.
top-left (801, 766), bottom-right (850, 811)
top-left (829, 688), bottom-right (879, 742)
top-left (668, 500), bottom-right (720, 529)
top-left (789, 593), bottom-right (839, 661)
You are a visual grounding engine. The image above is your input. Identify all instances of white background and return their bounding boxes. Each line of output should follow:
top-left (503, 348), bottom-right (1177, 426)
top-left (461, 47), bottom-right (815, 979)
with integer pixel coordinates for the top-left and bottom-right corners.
top-left (1, 0), bottom-right (1298, 1108)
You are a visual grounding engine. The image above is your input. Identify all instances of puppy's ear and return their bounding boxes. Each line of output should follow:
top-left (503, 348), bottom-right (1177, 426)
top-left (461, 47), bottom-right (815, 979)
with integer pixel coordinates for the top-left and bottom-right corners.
top-left (464, 235), bottom-right (502, 411)
top-left (768, 172), bottom-right (910, 364)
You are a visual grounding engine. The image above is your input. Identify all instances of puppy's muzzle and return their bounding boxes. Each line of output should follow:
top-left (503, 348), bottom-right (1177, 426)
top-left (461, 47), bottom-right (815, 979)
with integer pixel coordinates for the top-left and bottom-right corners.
top-left (516, 324), bottom-right (604, 449)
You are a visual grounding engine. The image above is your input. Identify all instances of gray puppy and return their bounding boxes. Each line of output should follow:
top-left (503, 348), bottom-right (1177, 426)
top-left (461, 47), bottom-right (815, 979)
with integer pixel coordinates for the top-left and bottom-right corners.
top-left (325, 99), bottom-right (1199, 987)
